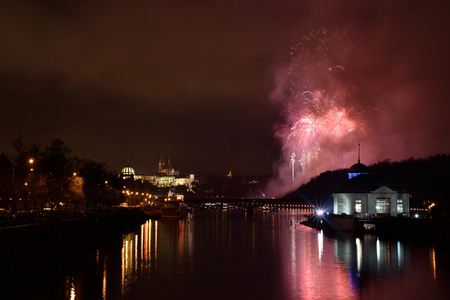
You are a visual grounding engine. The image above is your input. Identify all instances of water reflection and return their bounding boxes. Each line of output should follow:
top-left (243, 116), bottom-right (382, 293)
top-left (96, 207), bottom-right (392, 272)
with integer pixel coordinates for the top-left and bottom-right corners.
top-left (65, 277), bottom-right (75, 300)
top-left (12, 209), bottom-right (449, 299)
top-left (430, 247), bottom-right (436, 279)
top-left (283, 222), bottom-right (360, 299)
top-left (334, 234), bottom-right (409, 279)
top-left (112, 209), bottom-right (449, 300)
top-left (116, 217), bottom-right (195, 299)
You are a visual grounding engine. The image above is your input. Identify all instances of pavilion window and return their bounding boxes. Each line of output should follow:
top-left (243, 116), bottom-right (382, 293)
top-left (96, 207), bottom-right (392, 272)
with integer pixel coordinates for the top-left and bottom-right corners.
top-left (397, 199), bottom-right (403, 214)
top-left (376, 197), bottom-right (390, 214)
top-left (355, 199), bottom-right (362, 213)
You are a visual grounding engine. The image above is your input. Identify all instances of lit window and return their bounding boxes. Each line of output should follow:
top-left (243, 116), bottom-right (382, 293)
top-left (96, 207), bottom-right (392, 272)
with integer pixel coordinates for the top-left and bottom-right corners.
top-left (397, 199), bottom-right (403, 214)
top-left (355, 199), bottom-right (362, 213)
top-left (376, 197), bottom-right (390, 214)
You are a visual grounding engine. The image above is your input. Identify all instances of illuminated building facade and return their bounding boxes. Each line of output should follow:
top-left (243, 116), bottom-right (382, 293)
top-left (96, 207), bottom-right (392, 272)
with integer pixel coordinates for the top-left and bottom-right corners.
top-left (121, 166), bottom-right (136, 180)
top-left (158, 157), bottom-right (179, 176)
top-left (120, 161), bottom-right (194, 188)
top-left (119, 159), bottom-right (195, 206)
top-left (332, 162), bottom-right (410, 217)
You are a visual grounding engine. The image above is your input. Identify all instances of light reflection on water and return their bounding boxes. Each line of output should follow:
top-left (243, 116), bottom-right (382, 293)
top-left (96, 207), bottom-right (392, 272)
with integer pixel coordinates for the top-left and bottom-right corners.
top-left (105, 209), bottom-right (450, 300)
top-left (9, 209), bottom-right (449, 299)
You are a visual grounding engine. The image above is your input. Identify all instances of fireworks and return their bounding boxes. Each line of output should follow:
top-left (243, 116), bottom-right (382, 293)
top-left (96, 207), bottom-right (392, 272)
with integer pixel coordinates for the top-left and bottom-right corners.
top-left (287, 26), bottom-right (358, 96)
top-left (274, 26), bottom-right (367, 185)
top-left (283, 91), bottom-right (366, 168)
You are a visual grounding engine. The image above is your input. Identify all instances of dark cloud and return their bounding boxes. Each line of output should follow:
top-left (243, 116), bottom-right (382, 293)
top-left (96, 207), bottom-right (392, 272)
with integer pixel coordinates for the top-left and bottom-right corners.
top-left (1, 1), bottom-right (450, 179)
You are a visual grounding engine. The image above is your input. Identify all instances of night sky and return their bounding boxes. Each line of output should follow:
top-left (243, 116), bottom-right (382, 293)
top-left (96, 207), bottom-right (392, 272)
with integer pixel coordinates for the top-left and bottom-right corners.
top-left (1, 1), bottom-right (450, 184)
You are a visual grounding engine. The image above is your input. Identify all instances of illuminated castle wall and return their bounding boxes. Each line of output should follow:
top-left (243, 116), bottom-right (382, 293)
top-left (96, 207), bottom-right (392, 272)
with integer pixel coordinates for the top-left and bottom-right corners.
top-left (121, 158), bottom-right (194, 188)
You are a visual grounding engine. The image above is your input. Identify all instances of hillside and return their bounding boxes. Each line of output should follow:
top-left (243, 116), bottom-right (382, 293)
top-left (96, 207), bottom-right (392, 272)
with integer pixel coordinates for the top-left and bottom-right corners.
top-left (286, 154), bottom-right (450, 216)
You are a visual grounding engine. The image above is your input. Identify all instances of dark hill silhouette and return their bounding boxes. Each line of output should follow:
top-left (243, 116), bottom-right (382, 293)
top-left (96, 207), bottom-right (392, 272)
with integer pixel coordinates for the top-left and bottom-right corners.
top-left (285, 154), bottom-right (450, 216)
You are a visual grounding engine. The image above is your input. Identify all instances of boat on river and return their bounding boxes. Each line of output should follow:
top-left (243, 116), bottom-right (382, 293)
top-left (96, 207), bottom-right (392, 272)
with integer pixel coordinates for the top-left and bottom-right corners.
top-left (142, 199), bottom-right (189, 219)
top-left (259, 206), bottom-right (278, 212)
top-left (161, 201), bottom-right (188, 218)
top-left (142, 206), bottom-right (162, 218)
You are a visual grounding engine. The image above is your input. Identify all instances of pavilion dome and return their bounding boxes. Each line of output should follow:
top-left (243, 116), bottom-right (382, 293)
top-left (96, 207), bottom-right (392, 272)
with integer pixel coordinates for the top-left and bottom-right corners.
top-left (349, 162), bottom-right (369, 174)
top-left (348, 161), bottom-right (370, 179)
top-left (336, 173), bottom-right (407, 194)
top-left (121, 166), bottom-right (135, 179)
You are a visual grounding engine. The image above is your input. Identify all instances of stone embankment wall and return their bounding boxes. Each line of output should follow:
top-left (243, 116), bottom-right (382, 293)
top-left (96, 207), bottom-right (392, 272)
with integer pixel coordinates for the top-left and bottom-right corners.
top-left (0, 209), bottom-right (148, 276)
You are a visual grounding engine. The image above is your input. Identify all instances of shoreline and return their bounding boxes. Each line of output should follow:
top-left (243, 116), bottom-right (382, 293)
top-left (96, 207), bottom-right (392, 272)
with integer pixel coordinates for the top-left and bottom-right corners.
top-left (302, 214), bottom-right (450, 247)
top-left (0, 208), bottom-right (149, 277)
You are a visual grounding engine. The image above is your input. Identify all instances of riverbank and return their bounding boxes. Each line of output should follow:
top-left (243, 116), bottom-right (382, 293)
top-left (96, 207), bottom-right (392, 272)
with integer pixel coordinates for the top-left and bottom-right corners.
top-left (369, 216), bottom-right (450, 246)
top-left (0, 208), bottom-right (149, 277)
top-left (302, 214), bottom-right (450, 247)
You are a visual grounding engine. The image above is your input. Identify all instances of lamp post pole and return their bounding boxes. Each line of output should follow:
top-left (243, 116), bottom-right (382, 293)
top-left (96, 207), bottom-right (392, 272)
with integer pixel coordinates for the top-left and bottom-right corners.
top-left (28, 158), bottom-right (34, 211)
top-left (11, 164), bottom-right (14, 212)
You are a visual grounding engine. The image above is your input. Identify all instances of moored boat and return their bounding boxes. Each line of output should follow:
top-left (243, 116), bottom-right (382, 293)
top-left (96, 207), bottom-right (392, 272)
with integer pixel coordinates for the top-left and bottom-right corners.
top-left (161, 201), bottom-right (188, 218)
top-left (142, 206), bottom-right (162, 218)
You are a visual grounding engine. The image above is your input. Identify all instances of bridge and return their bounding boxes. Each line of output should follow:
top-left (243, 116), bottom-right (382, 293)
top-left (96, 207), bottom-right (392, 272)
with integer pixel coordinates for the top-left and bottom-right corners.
top-left (184, 198), bottom-right (316, 212)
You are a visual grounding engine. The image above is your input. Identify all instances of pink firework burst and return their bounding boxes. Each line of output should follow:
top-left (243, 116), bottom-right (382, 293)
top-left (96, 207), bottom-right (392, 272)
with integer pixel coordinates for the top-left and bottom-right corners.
top-left (268, 26), bottom-right (371, 197)
top-left (282, 89), bottom-right (366, 172)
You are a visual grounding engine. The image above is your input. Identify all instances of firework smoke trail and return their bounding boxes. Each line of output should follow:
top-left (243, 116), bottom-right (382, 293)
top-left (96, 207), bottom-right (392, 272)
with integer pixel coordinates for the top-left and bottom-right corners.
top-left (268, 27), bottom-right (368, 197)
top-left (290, 153), bottom-right (296, 182)
top-left (284, 91), bottom-right (366, 171)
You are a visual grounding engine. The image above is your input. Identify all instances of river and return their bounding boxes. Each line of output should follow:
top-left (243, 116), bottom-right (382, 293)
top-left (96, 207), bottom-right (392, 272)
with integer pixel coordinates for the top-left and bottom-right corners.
top-left (6, 208), bottom-right (450, 299)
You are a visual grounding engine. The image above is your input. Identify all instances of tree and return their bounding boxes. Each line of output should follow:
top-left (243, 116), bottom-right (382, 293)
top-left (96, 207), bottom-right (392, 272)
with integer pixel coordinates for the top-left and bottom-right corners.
top-left (67, 173), bottom-right (85, 211)
top-left (79, 160), bottom-right (116, 209)
top-left (24, 171), bottom-right (48, 211)
top-left (40, 139), bottom-right (74, 210)
top-left (11, 135), bottom-right (41, 212)
top-left (0, 153), bottom-right (13, 210)
top-left (2, 136), bottom-right (124, 212)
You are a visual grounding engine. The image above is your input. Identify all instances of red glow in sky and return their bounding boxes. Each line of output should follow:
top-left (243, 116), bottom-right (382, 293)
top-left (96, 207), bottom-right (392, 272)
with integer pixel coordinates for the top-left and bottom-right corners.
top-left (1, 1), bottom-right (450, 177)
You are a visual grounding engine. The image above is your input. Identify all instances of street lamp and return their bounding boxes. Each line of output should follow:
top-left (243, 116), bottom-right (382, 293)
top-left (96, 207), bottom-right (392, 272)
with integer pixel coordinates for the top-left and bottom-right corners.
top-left (29, 158), bottom-right (34, 172)
top-left (27, 159), bottom-right (35, 211)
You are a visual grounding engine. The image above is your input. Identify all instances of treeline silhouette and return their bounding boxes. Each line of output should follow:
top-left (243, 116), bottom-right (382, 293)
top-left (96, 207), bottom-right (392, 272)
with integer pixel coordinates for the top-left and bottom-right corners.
top-left (0, 135), bottom-right (124, 212)
top-left (286, 154), bottom-right (450, 216)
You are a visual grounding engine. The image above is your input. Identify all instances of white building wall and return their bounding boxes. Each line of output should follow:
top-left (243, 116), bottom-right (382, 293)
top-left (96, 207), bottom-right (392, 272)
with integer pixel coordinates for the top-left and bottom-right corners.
top-left (174, 174), bottom-right (195, 186)
top-left (333, 193), bottom-right (371, 215)
top-left (399, 193), bottom-right (410, 217)
top-left (390, 195), bottom-right (396, 216)
top-left (334, 186), bottom-right (410, 217)
top-left (333, 193), bottom-right (353, 215)
top-left (364, 194), bottom-right (370, 214)
top-left (156, 176), bottom-right (176, 187)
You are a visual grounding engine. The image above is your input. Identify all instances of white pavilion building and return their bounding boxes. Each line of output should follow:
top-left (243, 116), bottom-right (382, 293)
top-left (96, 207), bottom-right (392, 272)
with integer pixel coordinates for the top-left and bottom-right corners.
top-left (332, 161), bottom-right (410, 217)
